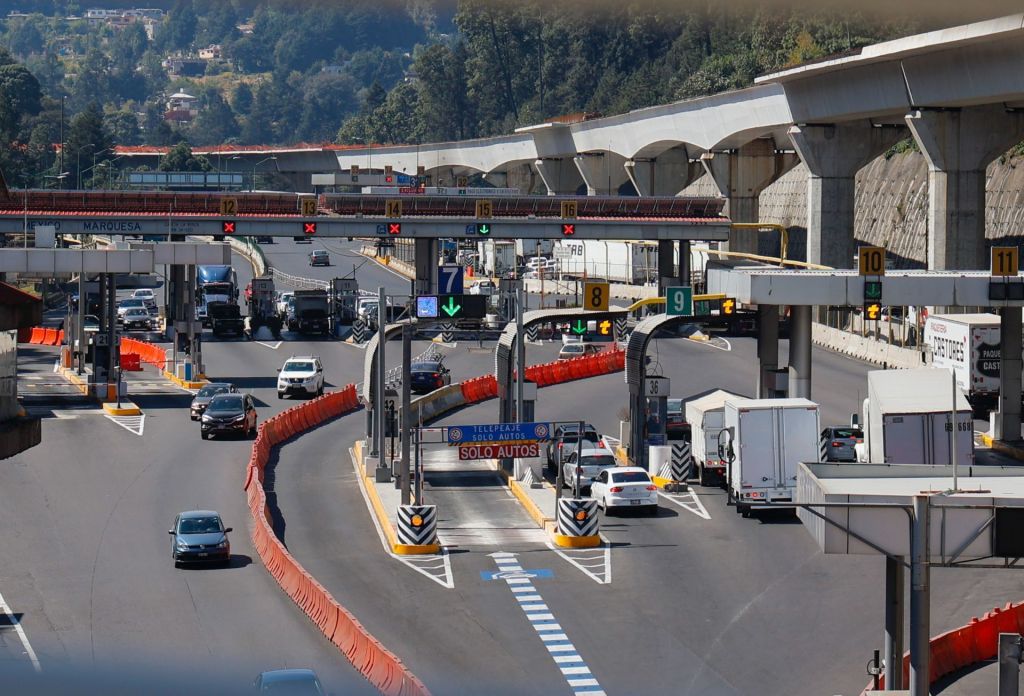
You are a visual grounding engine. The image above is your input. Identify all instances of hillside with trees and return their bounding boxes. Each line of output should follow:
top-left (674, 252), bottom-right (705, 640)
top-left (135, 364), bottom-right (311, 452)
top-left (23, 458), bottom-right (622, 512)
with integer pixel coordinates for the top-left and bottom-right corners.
top-left (0, 0), bottom-right (919, 186)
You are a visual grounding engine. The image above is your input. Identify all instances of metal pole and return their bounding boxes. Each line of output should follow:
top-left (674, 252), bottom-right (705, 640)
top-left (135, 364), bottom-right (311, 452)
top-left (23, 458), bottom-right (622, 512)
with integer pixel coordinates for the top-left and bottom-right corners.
top-left (575, 419), bottom-right (584, 496)
top-left (998, 633), bottom-right (1023, 696)
top-left (516, 284), bottom-right (525, 423)
top-left (375, 286), bottom-right (386, 462)
top-left (950, 367), bottom-right (958, 493)
top-left (555, 429), bottom-right (563, 505)
top-left (885, 555), bottom-right (905, 690)
top-left (105, 272), bottom-right (115, 390)
top-left (186, 265), bottom-right (196, 378)
top-left (414, 426), bottom-right (422, 506)
top-left (400, 324), bottom-right (412, 505)
top-left (77, 273), bottom-right (85, 374)
top-left (909, 495), bottom-right (930, 696)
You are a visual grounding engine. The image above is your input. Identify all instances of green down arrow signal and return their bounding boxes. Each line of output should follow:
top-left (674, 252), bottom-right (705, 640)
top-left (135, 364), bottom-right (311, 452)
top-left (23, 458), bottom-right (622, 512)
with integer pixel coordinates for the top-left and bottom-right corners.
top-left (442, 296), bottom-right (462, 317)
top-left (572, 320), bottom-right (586, 335)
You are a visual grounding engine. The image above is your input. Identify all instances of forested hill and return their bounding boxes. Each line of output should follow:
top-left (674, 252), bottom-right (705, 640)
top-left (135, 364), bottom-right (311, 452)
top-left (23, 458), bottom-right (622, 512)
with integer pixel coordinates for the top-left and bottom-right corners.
top-left (0, 0), bottom-right (919, 183)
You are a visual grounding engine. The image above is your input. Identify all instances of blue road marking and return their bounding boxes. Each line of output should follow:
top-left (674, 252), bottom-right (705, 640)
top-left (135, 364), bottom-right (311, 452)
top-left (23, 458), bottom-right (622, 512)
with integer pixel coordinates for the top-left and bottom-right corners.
top-left (480, 568), bottom-right (553, 581)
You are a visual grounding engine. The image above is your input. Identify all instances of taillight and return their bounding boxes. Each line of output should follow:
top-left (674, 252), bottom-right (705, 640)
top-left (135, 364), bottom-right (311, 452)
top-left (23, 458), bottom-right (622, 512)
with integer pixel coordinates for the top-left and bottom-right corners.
top-left (646, 485), bottom-right (657, 491)
top-left (557, 442), bottom-right (563, 449)
top-left (832, 441), bottom-right (842, 447)
top-left (609, 486), bottom-right (623, 493)
top-left (432, 373), bottom-right (440, 378)
top-left (575, 467), bottom-right (583, 474)
top-left (597, 441), bottom-right (605, 449)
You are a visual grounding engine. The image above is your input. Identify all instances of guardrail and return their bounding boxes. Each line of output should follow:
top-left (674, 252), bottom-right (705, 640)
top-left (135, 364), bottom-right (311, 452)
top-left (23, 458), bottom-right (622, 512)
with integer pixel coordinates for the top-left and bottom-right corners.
top-left (244, 384), bottom-right (431, 696)
top-left (120, 336), bottom-right (166, 370)
top-left (269, 267), bottom-right (330, 290)
top-left (225, 236), bottom-right (267, 277)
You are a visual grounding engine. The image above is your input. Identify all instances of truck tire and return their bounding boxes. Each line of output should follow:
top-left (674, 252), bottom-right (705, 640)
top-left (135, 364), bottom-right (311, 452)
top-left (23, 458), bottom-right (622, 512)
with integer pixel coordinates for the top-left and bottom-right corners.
top-left (698, 465), bottom-right (707, 487)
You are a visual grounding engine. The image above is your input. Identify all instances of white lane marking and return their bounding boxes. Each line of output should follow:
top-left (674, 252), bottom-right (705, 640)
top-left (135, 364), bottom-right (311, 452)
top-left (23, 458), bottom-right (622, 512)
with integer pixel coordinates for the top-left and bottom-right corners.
top-left (658, 489), bottom-right (712, 520)
top-left (547, 538), bottom-right (612, 585)
top-left (348, 447), bottom-right (454, 589)
top-left (686, 335), bottom-right (731, 352)
top-left (254, 340), bottom-right (283, 350)
top-left (0, 587), bottom-right (41, 672)
top-left (488, 552), bottom-right (604, 696)
top-left (105, 414), bottom-right (145, 436)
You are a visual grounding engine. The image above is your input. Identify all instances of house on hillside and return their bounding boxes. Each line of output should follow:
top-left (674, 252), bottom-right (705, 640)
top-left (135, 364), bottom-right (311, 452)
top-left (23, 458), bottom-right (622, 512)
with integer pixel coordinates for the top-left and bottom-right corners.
top-left (162, 55), bottom-right (206, 77)
top-left (198, 45), bottom-right (222, 60)
top-left (164, 92), bottom-right (199, 123)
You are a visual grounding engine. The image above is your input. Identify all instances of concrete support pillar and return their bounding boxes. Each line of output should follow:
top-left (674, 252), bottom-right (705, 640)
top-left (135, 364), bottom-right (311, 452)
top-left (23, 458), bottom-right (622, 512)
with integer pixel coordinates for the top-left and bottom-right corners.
top-left (701, 140), bottom-right (798, 254)
top-left (533, 158), bottom-right (583, 196)
top-left (996, 307), bottom-right (1022, 441)
top-left (414, 238), bottom-right (438, 296)
top-left (679, 240), bottom-right (691, 287)
top-left (757, 305), bottom-right (779, 399)
top-left (625, 150), bottom-right (703, 196)
top-left (486, 163), bottom-right (539, 194)
top-left (658, 241), bottom-right (675, 295)
top-left (906, 106), bottom-right (1024, 270)
top-left (788, 122), bottom-right (905, 269)
top-left (909, 496), bottom-right (930, 696)
top-left (573, 152), bottom-right (630, 196)
top-left (787, 305), bottom-right (812, 399)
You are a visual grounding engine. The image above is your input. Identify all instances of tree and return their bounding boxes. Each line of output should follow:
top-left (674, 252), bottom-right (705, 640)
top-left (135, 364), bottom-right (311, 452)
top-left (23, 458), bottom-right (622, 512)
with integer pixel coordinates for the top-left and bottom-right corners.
top-left (190, 91), bottom-right (239, 145)
top-left (156, 0), bottom-right (198, 52)
top-left (414, 43), bottom-right (472, 141)
top-left (7, 16), bottom-right (46, 57)
top-left (232, 83), bottom-right (253, 116)
top-left (66, 102), bottom-right (114, 188)
top-left (0, 49), bottom-right (42, 143)
top-left (159, 141), bottom-right (212, 172)
top-left (104, 108), bottom-right (141, 147)
top-left (297, 73), bottom-right (358, 142)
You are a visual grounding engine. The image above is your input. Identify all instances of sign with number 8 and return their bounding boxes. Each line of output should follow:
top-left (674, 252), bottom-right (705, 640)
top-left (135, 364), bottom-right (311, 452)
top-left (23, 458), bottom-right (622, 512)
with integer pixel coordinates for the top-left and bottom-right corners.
top-left (583, 281), bottom-right (609, 311)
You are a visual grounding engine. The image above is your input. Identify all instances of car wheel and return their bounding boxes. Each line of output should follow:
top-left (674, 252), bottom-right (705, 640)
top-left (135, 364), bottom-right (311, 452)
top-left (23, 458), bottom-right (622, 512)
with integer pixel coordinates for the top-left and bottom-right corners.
top-left (200, 431), bottom-right (208, 440)
top-left (317, 385), bottom-right (324, 397)
top-left (277, 392), bottom-right (284, 400)
top-left (740, 505), bottom-right (750, 518)
top-left (648, 506), bottom-right (658, 517)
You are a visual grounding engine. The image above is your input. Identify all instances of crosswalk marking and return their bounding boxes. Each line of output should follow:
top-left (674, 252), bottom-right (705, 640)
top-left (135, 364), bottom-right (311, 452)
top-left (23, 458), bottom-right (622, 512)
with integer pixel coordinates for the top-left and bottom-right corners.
top-left (105, 414), bottom-right (145, 436)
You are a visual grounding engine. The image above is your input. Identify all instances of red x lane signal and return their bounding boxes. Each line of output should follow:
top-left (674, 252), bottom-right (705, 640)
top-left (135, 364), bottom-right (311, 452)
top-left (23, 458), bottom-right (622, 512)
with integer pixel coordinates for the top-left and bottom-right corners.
top-left (561, 223), bottom-right (575, 236)
top-left (303, 222), bottom-right (317, 235)
top-left (388, 222), bottom-right (402, 235)
top-left (222, 220), bottom-right (236, 234)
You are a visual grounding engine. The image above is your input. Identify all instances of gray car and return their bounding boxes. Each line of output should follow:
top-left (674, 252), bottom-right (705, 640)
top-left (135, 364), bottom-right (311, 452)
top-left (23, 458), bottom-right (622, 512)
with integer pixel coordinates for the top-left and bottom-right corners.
top-left (190, 382), bottom-right (239, 420)
top-left (254, 668), bottom-right (324, 693)
top-left (169, 510), bottom-right (232, 566)
top-left (546, 423), bottom-right (600, 471)
top-left (821, 426), bottom-right (863, 462)
top-left (562, 445), bottom-right (618, 495)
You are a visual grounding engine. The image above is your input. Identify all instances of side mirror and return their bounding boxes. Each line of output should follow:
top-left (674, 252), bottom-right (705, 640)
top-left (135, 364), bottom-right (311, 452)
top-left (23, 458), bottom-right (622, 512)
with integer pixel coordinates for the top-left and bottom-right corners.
top-left (168, 530), bottom-right (175, 535)
top-left (224, 527), bottom-right (233, 533)
top-left (275, 368), bottom-right (281, 372)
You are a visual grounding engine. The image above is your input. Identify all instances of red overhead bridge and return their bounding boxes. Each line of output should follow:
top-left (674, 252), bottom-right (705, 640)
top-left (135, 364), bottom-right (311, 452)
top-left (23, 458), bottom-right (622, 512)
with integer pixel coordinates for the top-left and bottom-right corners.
top-left (0, 190), bottom-right (724, 221)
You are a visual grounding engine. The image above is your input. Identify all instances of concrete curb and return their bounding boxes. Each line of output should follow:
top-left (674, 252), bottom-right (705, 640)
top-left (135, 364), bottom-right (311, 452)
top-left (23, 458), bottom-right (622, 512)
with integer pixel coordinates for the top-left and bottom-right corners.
top-left (979, 433), bottom-right (1024, 462)
top-left (812, 322), bottom-right (926, 369)
top-left (102, 402), bottom-right (141, 416)
top-left (162, 370), bottom-right (208, 390)
top-left (59, 366), bottom-right (141, 414)
top-left (503, 471), bottom-right (557, 534)
top-left (358, 246), bottom-right (415, 280)
top-left (352, 439), bottom-right (440, 555)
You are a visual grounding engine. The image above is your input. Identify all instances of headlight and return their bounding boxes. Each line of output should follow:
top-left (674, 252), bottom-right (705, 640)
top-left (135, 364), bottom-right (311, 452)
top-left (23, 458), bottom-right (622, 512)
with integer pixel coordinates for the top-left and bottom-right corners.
top-left (176, 540), bottom-right (189, 551)
top-left (231, 414), bottom-right (246, 422)
top-left (215, 539), bottom-right (229, 549)
top-left (201, 414), bottom-right (213, 422)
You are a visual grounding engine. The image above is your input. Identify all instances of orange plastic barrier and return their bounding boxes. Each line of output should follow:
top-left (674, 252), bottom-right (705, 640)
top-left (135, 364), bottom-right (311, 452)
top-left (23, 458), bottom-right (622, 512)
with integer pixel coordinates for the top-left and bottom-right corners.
top-left (862, 601), bottom-right (1024, 693)
top-left (242, 383), bottom-right (427, 696)
top-left (16, 327), bottom-right (32, 343)
top-left (120, 353), bottom-right (142, 371)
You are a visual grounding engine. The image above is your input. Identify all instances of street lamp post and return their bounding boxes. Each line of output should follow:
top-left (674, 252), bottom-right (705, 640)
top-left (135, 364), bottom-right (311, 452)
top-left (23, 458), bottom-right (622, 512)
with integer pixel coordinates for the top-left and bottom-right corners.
top-left (251, 156), bottom-right (277, 192)
top-left (76, 144), bottom-right (95, 189)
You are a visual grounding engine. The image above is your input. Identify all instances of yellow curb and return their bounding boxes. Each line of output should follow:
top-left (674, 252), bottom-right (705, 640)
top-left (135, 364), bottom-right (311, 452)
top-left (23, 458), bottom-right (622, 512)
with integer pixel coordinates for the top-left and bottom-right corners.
top-left (503, 469), bottom-right (557, 533)
top-left (687, 334), bottom-right (710, 342)
top-left (651, 475), bottom-right (674, 489)
top-left (359, 248), bottom-right (415, 280)
top-left (393, 543), bottom-right (442, 555)
top-left (162, 370), bottom-right (208, 390)
top-left (980, 433), bottom-right (1024, 462)
top-left (59, 367), bottom-right (92, 396)
top-left (102, 402), bottom-right (141, 416)
top-left (551, 532), bottom-right (602, 548)
top-left (613, 444), bottom-right (629, 466)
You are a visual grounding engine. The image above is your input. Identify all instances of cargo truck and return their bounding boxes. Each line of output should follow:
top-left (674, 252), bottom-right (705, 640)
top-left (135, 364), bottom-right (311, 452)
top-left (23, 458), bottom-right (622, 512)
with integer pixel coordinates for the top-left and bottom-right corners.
top-left (287, 289), bottom-right (331, 335)
top-left (553, 240), bottom-right (658, 284)
top-left (723, 398), bottom-right (820, 517)
top-left (686, 389), bottom-right (744, 486)
top-left (208, 302), bottom-right (245, 337)
top-left (923, 313), bottom-right (1001, 413)
top-left (857, 368), bottom-right (974, 466)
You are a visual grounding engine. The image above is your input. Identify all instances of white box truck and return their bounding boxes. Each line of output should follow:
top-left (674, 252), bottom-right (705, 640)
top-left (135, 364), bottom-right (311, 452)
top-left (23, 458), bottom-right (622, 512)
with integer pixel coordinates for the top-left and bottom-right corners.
top-left (859, 368), bottom-right (974, 465)
top-left (553, 240), bottom-right (658, 284)
top-left (923, 313), bottom-right (1001, 412)
top-left (723, 398), bottom-right (820, 516)
top-left (686, 389), bottom-right (744, 486)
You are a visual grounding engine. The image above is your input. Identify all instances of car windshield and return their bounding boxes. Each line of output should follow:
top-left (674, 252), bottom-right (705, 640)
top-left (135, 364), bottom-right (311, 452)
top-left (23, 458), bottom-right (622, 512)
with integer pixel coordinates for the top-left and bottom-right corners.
top-left (262, 679), bottom-right (323, 695)
top-left (178, 517), bottom-right (223, 534)
top-left (209, 395), bottom-right (244, 411)
top-left (197, 385), bottom-right (230, 398)
top-left (121, 299), bottom-right (143, 307)
top-left (312, 251), bottom-right (327, 257)
top-left (283, 362), bottom-right (315, 373)
top-left (831, 428), bottom-right (863, 439)
top-left (612, 471), bottom-right (652, 484)
top-left (562, 345), bottom-right (583, 353)
top-left (411, 362), bottom-right (442, 372)
top-left (667, 399), bottom-right (683, 413)
top-left (581, 455), bottom-right (617, 468)
top-left (126, 309), bottom-right (147, 316)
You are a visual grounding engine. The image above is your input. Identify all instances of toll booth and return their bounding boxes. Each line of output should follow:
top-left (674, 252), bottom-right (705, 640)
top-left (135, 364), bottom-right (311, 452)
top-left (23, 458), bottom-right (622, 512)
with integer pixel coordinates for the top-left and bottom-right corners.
top-left (331, 277), bottom-right (359, 324)
top-left (643, 376), bottom-right (670, 476)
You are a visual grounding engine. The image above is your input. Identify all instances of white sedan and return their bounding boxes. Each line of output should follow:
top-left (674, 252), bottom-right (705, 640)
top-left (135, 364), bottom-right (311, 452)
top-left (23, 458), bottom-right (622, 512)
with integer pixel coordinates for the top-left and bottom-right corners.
top-left (590, 466), bottom-right (658, 516)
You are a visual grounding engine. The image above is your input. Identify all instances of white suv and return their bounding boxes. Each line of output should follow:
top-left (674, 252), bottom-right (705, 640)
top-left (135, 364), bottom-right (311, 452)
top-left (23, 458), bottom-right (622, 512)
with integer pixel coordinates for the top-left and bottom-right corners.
top-left (277, 356), bottom-right (324, 399)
